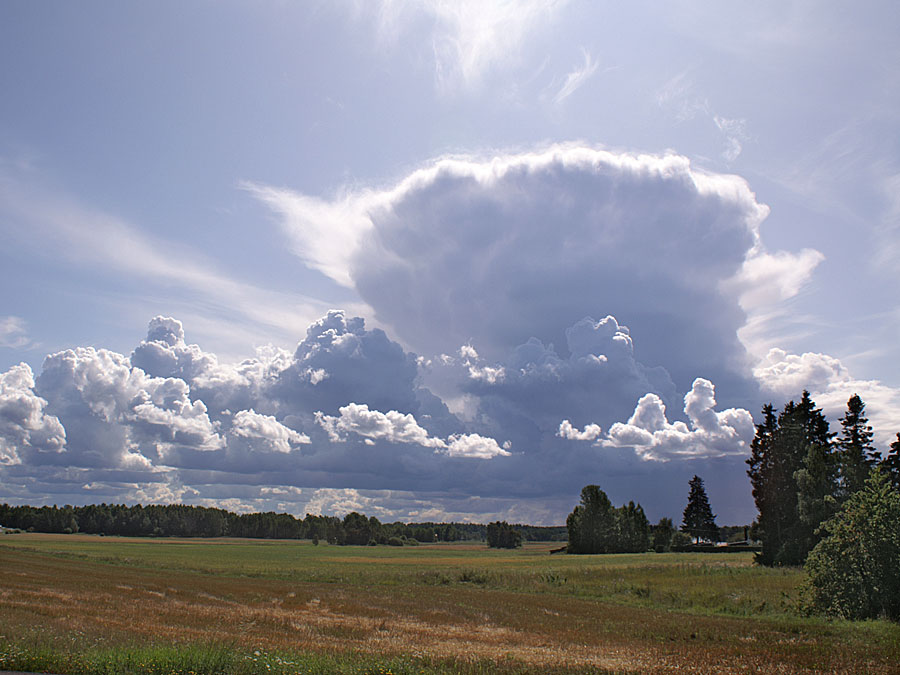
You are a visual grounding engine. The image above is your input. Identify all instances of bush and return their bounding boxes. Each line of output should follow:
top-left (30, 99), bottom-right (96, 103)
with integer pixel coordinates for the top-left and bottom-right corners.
top-left (387, 536), bottom-right (404, 547)
top-left (670, 531), bottom-right (693, 549)
top-left (801, 469), bottom-right (900, 620)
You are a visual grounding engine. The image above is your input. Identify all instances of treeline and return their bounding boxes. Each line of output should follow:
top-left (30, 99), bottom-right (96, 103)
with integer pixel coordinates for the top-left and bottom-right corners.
top-left (0, 502), bottom-right (565, 544)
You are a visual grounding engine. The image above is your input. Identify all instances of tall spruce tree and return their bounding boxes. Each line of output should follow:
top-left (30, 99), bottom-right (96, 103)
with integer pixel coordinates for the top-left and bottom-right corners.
top-left (681, 475), bottom-right (718, 542)
top-left (883, 433), bottom-right (900, 490)
top-left (837, 394), bottom-right (876, 499)
top-left (746, 391), bottom-right (835, 565)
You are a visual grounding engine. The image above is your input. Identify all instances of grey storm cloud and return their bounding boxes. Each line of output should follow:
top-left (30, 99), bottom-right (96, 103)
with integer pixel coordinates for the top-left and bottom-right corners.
top-left (433, 315), bottom-right (680, 444)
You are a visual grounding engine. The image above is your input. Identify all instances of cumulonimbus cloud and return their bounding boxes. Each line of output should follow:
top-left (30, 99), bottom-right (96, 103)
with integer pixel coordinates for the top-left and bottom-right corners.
top-left (250, 145), bottom-right (817, 413)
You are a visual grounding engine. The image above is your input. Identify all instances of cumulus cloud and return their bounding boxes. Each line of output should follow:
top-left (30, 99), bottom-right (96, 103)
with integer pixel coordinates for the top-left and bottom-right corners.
top-left (36, 346), bottom-right (223, 470)
top-left (271, 310), bottom-right (422, 419)
top-left (316, 403), bottom-right (445, 448)
top-left (0, 363), bottom-right (66, 466)
top-left (316, 402), bottom-right (509, 459)
top-left (229, 409), bottom-right (310, 454)
top-left (754, 348), bottom-right (848, 397)
top-left (445, 433), bottom-right (511, 459)
top-left (557, 419), bottom-right (603, 441)
top-left (602, 378), bottom-right (754, 461)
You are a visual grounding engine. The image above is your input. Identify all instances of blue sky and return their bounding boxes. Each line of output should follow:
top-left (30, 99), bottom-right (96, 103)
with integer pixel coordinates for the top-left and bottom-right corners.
top-left (1, 1), bottom-right (899, 525)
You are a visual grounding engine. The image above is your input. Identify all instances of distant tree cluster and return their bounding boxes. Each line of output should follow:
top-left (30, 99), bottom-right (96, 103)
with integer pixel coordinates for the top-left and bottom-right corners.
top-left (565, 485), bottom-right (650, 554)
top-left (485, 521), bottom-right (522, 548)
top-left (0, 502), bottom-right (564, 546)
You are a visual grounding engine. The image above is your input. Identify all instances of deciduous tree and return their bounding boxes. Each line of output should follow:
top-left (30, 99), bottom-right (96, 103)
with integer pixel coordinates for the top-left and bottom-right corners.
top-left (802, 469), bottom-right (900, 620)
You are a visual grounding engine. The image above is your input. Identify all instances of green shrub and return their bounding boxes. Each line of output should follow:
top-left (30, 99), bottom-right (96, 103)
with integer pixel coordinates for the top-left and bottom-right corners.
top-left (801, 469), bottom-right (900, 620)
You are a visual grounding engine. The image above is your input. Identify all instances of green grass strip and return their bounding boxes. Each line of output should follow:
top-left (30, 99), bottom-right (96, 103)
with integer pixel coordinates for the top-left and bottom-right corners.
top-left (0, 639), bottom-right (620, 675)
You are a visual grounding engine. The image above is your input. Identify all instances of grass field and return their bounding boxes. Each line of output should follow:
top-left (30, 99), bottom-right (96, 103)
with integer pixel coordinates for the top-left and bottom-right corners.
top-left (1, 534), bottom-right (898, 674)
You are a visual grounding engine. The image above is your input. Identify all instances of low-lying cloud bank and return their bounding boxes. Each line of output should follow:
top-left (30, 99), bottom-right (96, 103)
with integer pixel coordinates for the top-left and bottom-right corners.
top-left (0, 311), bottom-right (762, 523)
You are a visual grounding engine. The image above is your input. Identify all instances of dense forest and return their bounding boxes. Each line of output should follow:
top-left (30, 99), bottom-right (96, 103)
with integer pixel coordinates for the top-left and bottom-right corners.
top-left (0, 501), bottom-right (566, 545)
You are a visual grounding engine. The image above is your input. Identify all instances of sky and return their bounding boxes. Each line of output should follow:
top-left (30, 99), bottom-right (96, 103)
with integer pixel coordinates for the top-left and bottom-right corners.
top-left (1, 1), bottom-right (899, 526)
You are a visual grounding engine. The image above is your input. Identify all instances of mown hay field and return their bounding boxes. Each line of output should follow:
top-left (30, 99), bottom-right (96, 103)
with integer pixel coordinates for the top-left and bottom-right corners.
top-left (1, 533), bottom-right (898, 674)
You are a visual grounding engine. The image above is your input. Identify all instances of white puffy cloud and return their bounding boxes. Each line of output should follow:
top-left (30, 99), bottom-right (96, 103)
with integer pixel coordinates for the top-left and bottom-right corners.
top-left (316, 402), bottom-right (509, 459)
top-left (445, 433), bottom-right (511, 459)
top-left (0, 363), bottom-right (66, 465)
top-left (35, 346), bottom-right (224, 470)
top-left (557, 419), bottom-right (603, 441)
top-left (753, 348), bottom-right (848, 398)
top-left (603, 378), bottom-right (754, 461)
top-left (229, 409), bottom-right (310, 454)
top-left (131, 316), bottom-right (217, 383)
top-left (316, 403), bottom-right (445, 448)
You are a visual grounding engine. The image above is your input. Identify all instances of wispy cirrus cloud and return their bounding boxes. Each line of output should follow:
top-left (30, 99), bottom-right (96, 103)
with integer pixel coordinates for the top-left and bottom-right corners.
top-left (0, 168), bottom-right (335, 350)
top-left (553, 48), bottom-right (600, 104)
top-left (0, 316), bottom-right (33, 350)
top-left (372, 0), bottom-right (567, 91)
top-left (657, 72), bottom-right (751, 163)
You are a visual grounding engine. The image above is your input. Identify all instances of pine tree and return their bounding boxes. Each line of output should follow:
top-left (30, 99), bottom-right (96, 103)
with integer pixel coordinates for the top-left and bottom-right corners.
top-left (746, 392), bottom-right (835, 565)
top-left (837, 394), bottom-right (876, 499)
top-left (882, 433), bottom-right (900, 490)
top-left (681, 475), bottom-right (718, 542)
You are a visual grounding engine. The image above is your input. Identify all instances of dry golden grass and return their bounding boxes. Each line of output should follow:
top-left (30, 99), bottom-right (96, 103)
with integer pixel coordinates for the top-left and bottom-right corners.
top-left (1, 535), bottom-right (898, 673)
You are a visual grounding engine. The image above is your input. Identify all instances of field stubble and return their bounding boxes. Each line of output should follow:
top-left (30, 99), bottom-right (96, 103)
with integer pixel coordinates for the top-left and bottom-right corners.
top-left (0, 534), bottom-right (898, 674)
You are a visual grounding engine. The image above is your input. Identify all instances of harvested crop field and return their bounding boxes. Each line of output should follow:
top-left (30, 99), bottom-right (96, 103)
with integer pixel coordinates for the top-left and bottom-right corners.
top-left (1, 534), bottom-right (898, 673)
